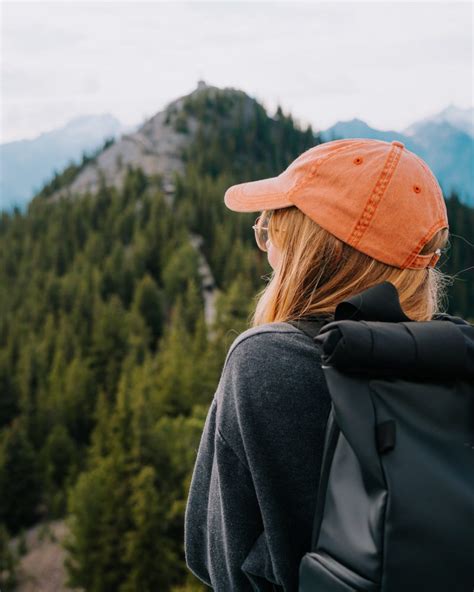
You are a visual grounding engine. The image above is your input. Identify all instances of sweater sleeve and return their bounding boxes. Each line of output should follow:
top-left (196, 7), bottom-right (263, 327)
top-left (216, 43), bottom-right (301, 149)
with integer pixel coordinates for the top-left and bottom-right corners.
top-left (184, 395), bottom-right (270, 591)
top-left (184, 324), bottom-right (332, 592)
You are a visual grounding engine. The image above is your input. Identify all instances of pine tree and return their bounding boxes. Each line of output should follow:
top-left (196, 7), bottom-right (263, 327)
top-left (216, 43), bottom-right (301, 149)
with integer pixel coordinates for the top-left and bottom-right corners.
top-left (40, 423), bottom-right (77, 517)
top-left (0, 347), bottom-right (18, 429)
top-left (162, 242), bottom-right (202, 307)
top-left (64, 455), bottom-right (127, 591)
top-left (153, 300), bottom-right (195, 416)
top-left (88, 294), bottom-right (130, 396)
top-left (120, 466), bottom-right (180, 592)
top-left (181, 277), bottom-right (205, 336)
top-left (0, 522), bottom-right (19, 591)
top-left (131, 273), bottom-right (165, 349)
top-left (0, 418), bottom-right (42, 532)
top-left (65, 371), bottom-right (137, 591)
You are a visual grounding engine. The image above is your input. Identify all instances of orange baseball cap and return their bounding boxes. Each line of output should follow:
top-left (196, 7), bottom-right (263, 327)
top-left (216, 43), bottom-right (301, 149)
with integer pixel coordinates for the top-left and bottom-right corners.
top-left (224, 138), bottom-right (449, 269)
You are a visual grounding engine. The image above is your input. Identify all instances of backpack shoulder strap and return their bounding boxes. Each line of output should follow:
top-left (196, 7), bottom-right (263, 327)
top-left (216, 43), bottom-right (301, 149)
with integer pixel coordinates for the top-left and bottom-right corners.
top-left (287, 279), bottom-right (409, 342)
top-left (286, 317), bottom-right (333, 341)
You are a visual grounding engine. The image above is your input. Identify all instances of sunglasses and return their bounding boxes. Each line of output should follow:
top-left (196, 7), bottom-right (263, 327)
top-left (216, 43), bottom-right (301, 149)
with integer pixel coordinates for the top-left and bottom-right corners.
top-left (252, 211), bottom-right (285, 252)
top-left (252, 214), bottom-right (269, 251)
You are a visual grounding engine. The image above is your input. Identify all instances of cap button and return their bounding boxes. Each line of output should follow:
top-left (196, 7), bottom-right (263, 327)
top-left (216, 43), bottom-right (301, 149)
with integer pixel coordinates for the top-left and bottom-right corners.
top-left (392, 140), bottom-right (404, 149)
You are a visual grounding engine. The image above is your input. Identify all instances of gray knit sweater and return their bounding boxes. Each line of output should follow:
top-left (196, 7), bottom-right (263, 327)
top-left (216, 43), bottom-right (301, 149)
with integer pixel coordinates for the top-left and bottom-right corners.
top-left (184, 318), bottom-right (333, 591)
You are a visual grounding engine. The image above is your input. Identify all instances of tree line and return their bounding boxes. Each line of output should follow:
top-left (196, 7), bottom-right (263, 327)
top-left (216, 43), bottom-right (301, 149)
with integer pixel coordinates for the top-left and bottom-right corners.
top-left (0, 88), bottom-right (472, 590)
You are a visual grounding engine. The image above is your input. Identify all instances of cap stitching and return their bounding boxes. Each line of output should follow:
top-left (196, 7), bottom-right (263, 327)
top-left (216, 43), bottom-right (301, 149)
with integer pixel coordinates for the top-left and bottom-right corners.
top-left (347, 143), bottom-right (402, 248)
top-left (401, 218), bottom-right (448, 268)
top-left (406, 253), bottom-right (440, 270)
top-left (398, 215), bottom-right (447, 268)
top-left (408, 251), bottom-right (440, 269)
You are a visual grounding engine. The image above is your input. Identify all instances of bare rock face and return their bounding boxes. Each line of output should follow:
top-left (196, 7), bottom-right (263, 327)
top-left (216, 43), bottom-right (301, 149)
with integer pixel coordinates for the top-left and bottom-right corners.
top-left (48, 80), bottom-right (221, 201)
top-left (10, 519), bottom-right (76, 592)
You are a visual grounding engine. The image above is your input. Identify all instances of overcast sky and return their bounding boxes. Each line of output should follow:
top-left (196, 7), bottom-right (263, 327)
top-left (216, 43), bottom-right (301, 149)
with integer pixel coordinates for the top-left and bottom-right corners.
top-left (1, 0), bottom-right (472, 144)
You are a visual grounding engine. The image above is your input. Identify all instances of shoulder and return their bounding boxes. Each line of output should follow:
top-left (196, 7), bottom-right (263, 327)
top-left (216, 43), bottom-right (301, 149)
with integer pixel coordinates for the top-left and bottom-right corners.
top-left (216, 321), bottom-right (326, 408)
top-left (224, 321), bottom-right (321, 369)
top-left (215, 321), bottom-right (331, 457)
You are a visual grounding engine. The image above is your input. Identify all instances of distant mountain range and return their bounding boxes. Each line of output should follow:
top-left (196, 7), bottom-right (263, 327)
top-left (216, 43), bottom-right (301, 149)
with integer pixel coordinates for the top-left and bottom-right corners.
top-left (320, 104), bottom-right (473, 206)
top-left (0, 114), bottom-right (128, 212)
top-left (1, 92), bottom-right (472, 213)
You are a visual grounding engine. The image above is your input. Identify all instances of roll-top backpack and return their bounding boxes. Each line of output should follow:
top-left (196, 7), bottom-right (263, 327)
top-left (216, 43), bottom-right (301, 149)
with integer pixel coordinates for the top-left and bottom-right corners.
top-left (287, 280), bottom-right (474, 592)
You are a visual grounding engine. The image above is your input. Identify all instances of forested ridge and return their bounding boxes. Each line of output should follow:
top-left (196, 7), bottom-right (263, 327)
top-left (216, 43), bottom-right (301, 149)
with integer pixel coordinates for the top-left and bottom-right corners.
top-left (0, 87), bottom-right (472, 590)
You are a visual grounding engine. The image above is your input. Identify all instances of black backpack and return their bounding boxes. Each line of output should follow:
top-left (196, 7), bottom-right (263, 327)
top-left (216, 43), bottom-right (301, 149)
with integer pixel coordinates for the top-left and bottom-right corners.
top-left (287, 281), bottom-right (474, 592)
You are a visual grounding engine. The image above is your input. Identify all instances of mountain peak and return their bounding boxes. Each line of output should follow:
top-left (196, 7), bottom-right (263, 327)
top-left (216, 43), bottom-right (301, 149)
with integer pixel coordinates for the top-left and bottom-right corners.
top-left (42, 82), bottom-right (258, 204)
top-left (403, 103), bottom-right (473, 138)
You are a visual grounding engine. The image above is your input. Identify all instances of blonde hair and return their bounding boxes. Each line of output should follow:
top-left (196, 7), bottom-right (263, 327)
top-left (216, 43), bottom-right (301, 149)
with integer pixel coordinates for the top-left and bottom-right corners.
top-left (250, 206), bottom-right (452, 326)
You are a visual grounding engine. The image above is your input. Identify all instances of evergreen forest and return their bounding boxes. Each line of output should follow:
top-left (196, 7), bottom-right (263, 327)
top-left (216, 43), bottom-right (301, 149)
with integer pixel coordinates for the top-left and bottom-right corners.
top-left (0, 88), bottom-right (472, 591)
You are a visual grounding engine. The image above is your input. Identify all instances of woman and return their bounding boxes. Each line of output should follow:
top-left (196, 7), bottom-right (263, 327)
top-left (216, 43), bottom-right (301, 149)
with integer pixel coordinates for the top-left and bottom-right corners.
top-left (184, 138), bottom-right (451, 591)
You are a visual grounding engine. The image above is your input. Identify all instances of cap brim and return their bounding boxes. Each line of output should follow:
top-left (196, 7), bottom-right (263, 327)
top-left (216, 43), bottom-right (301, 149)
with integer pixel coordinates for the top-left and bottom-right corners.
top-left (224, 174), bottom-right (294, 212)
